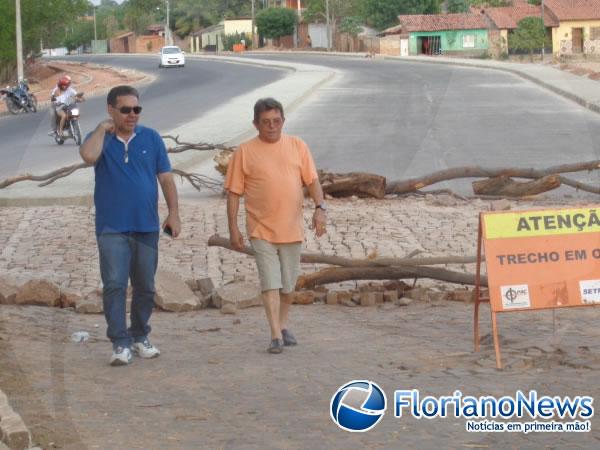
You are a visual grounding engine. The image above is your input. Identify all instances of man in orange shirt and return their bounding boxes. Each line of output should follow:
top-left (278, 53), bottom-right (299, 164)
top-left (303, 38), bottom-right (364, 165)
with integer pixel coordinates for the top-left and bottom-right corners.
top-left (225, 98), bottom-right (327, 354)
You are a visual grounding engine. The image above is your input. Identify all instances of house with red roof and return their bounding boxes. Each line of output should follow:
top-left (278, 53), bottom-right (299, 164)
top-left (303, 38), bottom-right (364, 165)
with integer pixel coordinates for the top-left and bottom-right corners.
top-left (381, 13), bottom-right (491, 56)
top-left (477, 4), bottom-right (558, 57)
top-left (544, 0), bottom-right (600, 56)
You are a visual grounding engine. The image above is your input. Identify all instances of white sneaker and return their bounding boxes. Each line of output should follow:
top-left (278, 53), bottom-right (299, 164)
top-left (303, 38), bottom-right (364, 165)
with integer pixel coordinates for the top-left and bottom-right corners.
top-left (110, 346), bottom-right (132, 366)
top-left (132, 339), bottom-right (160, 359)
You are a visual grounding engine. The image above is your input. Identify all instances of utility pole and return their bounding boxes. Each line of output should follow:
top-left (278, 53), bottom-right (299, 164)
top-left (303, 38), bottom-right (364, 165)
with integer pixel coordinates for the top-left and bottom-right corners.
top-left (93, 6), bottom-right (98, 53)
top-left (166, 0), bottom-right (171, 45)
top-left (541, 0), bottom-right (545, 60)
top-left (252, 0), bottom-right (257, 49)
top-left (325, 0), bottom-right (331, 51)
top-left (296, 0), bottom-right (301, 48)
top-left (16, 0), bottom-right (24, 81)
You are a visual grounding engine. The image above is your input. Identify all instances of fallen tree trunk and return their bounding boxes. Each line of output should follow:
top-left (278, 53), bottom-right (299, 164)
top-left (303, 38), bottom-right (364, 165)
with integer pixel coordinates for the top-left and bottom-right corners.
top-left (472, 175), bottom-right (561, 197)
top-left (207, 235), bottom-right (480, 267)
top-left (319, 171), bottom-right (387, 199)
top-left (296, 266), bottom-right (487, 289)
top-left (386, 161), bottom-right (600, 195)
top-left (209, 234), bottom-right (483, 287)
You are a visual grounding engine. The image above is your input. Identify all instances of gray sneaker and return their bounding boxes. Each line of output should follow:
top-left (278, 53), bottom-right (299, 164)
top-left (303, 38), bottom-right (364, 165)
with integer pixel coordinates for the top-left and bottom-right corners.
top-left (268, 338), bottom-right (284, 354)
top-left (110, 346), bottom-right (132, 366)
top-left (281, 329), bottom-right (297, 346)
top-left (132, 339), bottom-right (160, 359)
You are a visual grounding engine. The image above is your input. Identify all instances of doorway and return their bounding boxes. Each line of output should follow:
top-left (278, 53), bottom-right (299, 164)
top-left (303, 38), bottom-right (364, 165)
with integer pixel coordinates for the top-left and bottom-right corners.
top-left (572, 28), bottom-right (583, 53)
top-left (418, 36), bottom-right (441, 55)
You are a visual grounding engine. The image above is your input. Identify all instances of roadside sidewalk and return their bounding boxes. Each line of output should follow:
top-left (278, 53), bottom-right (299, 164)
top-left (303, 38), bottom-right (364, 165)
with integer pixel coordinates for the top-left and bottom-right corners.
top-left (385, 54), bottom-right (600, 114)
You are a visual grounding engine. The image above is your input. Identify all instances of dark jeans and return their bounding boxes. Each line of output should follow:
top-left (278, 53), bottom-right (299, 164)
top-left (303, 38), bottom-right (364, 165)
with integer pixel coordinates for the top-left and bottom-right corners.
top-left (97, 232), bottom-right (159, 349)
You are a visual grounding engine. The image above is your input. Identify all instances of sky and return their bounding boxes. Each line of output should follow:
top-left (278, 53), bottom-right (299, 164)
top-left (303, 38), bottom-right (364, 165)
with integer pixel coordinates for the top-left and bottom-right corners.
top-left (91, 0), bottom-right (125, 5)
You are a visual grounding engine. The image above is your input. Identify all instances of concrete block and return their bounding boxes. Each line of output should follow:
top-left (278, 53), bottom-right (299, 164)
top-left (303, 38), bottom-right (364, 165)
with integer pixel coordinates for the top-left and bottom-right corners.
top-left (326, 292), bottom-right (338, 305)
top-left (360, 292), bottom-right (376, 307)
top-left (0, 278), bottom-right (18, 305)
top-left (155, 271), bottom-right (201, 312)
top-left (213, 282), bottom-right (261, 310)
top-left (0, 414), bottom-right (31, 450)
top-left (383, 290), bottom-right (398, 303)
top-left (292, 291), bottom-right (315, 305)
top-left (15, 279), bottom-right (61, 307)
top-left (196, 278), bottom-right (215, 296)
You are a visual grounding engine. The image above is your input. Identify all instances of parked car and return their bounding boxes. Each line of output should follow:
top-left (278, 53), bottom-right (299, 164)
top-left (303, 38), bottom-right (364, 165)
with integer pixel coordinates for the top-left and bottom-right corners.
top-left (159, 46), bottom-right (185, 68)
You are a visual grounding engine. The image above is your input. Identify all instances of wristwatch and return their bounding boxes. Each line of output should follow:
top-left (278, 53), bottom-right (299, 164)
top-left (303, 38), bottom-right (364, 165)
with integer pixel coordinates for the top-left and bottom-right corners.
top-left (315, 203), bottom-right (327, 211)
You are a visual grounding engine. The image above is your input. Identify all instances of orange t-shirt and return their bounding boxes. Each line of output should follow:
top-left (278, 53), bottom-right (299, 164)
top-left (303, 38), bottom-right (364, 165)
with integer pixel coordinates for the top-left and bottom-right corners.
top-left (225, 134), bottom-right (318, 243)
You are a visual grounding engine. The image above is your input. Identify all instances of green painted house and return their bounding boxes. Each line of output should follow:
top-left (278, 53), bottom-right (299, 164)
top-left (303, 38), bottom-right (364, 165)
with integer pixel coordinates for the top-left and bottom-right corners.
top-left (385, 13), bottom-right (490, 56)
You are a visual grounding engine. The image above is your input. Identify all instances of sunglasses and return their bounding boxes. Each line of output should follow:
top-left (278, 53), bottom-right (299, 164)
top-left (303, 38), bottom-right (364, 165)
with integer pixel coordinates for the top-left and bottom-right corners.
top-left (117, 106), bottom-right (142, 115)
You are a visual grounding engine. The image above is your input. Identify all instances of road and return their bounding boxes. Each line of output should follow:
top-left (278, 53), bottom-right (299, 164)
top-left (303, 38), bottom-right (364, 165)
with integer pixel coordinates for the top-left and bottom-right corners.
top-left (0, 55), bottom-right (286, 179)
top-left (2, 53), bottom-right (599, 195)
top-left (242, 54), bottom-right (600, 194)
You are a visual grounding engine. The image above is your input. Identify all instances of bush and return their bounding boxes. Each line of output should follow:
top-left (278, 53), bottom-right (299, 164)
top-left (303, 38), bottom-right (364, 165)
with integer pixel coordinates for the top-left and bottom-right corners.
top-left (255, 8), bottom-right (297, 40)
top-left (508, 17), bottom-right (550, 60)
top-left (222, 32), bottom-right (250, 51)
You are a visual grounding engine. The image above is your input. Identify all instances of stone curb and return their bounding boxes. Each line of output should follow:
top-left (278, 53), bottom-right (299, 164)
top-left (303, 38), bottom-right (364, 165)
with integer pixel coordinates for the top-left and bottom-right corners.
top-left (0, 389), bottom-right (32, 450)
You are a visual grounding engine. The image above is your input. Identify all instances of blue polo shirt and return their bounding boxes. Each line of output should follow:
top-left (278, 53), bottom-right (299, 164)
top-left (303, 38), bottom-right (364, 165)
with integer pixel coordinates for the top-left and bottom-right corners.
top-left (90, 125), bottom-right (171, 235)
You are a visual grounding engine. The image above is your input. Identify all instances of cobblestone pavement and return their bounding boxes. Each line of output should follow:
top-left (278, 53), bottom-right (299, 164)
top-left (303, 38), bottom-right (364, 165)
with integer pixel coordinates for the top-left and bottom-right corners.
top-left (1, 195), bottom-right (600, 449)
top-left (0, 195), bottom-right (491, 293)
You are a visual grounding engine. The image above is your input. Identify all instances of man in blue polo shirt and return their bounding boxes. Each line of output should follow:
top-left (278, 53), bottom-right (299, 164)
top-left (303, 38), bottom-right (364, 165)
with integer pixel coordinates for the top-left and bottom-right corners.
top-left (80, 85), bottom-right (181, 366)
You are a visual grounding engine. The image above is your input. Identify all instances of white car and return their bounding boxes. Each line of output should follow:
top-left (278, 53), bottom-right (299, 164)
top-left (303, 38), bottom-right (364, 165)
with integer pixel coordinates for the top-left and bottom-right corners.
top-left (159, 46), bottom-right (185, 68)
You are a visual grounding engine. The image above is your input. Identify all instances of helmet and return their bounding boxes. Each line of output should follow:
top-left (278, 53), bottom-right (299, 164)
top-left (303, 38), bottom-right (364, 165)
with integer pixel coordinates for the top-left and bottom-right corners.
top-left (57, 75), bottom-right (71, 89)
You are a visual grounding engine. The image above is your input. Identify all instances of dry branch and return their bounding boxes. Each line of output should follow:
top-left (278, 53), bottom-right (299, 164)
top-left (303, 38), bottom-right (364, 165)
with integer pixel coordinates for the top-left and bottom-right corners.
top-left (472, 175), bottom-right (561, 197)
top-left (0, 162), bottom-right (88, 189)
top-left (296, 266), bottom-right (487, 289)
top-left (386, 161), bottom-right (600, 195)
top-left (0, 136), bottom-right (232, 190)
top-left (319, 171), bottom-right (387, 199)
top-left (208, 234), bottom-right (483, 287)
top-left (171, 169), bottom-right (222, 192)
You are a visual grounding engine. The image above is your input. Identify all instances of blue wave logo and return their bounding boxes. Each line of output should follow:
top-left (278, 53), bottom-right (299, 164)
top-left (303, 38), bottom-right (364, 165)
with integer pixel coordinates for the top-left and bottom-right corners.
top-left (330, 380), bottom-right (387, 432)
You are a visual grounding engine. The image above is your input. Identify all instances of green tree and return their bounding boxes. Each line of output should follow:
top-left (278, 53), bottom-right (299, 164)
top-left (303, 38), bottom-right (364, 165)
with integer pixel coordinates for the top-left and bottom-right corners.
top-left (508, 16), bottom-right (549, 60)
top-left (339, 17), bottom-right (363, 36)
top-left (256, 7), bottom-right (297, 41)
top-left (63, 19), bottom-right (95, 51)
top-left (0, 0), bottom-right (90, 77)
top-left (447, 0), bottom-right (469, 13)
top-left (303, 0), bottom-right (362, 23)
top-left (360, 0), bottom-right (441, 31)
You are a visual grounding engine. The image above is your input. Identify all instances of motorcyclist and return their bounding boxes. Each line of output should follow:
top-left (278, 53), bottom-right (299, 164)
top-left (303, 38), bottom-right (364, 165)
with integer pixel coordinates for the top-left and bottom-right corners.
top-left (49, 75), bottom-right (83, 137)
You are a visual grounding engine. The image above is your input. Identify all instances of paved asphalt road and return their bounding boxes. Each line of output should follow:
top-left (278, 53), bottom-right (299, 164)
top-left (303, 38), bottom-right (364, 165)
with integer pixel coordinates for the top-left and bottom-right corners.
top-left (3, 53), bottom-right (599, 195)
top-left (243, 54), bottom-right (600, 195)
top-left (0, 55), bottom-right (285, 179)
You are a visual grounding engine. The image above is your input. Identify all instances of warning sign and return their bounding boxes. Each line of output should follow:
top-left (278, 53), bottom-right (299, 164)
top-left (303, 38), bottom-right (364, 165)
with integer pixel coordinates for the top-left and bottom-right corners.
top-left (482, 207), bottom-right (600, 312)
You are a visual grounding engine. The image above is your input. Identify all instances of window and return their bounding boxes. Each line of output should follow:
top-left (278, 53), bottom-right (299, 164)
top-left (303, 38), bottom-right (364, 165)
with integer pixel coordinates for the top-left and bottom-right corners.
top-left (591, 27), bottom-right (600, 40)
top-left (463, 35), bottom-right (475, 48)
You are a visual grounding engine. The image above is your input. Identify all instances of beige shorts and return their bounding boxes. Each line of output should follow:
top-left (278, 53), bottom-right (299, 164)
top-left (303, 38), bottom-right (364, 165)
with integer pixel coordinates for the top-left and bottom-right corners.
top-left (250, 239), bottom-right (302, 293)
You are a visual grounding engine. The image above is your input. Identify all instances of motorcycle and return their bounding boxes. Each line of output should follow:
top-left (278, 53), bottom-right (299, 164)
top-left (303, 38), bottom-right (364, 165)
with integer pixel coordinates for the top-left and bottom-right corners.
top-left (0, 80), bottom-right (37, 114)
top-left (53, 92), bottom-right (84, 145)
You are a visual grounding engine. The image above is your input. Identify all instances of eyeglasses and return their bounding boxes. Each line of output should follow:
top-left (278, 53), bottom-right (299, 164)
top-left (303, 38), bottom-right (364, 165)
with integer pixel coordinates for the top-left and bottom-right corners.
top-left (118, 106), bottom-right (142, 115)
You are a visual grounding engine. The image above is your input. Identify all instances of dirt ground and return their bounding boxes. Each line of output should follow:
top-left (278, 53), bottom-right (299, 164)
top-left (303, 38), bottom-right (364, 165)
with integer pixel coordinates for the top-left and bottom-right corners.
top-left (1, 195), bottom-right (600, 449)
top-left (0, 60), bottom-right (149, 114)
top-left (1, 301), bottom-right (600, 449)
top-left (555, 61), bottom-right (600, 80)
